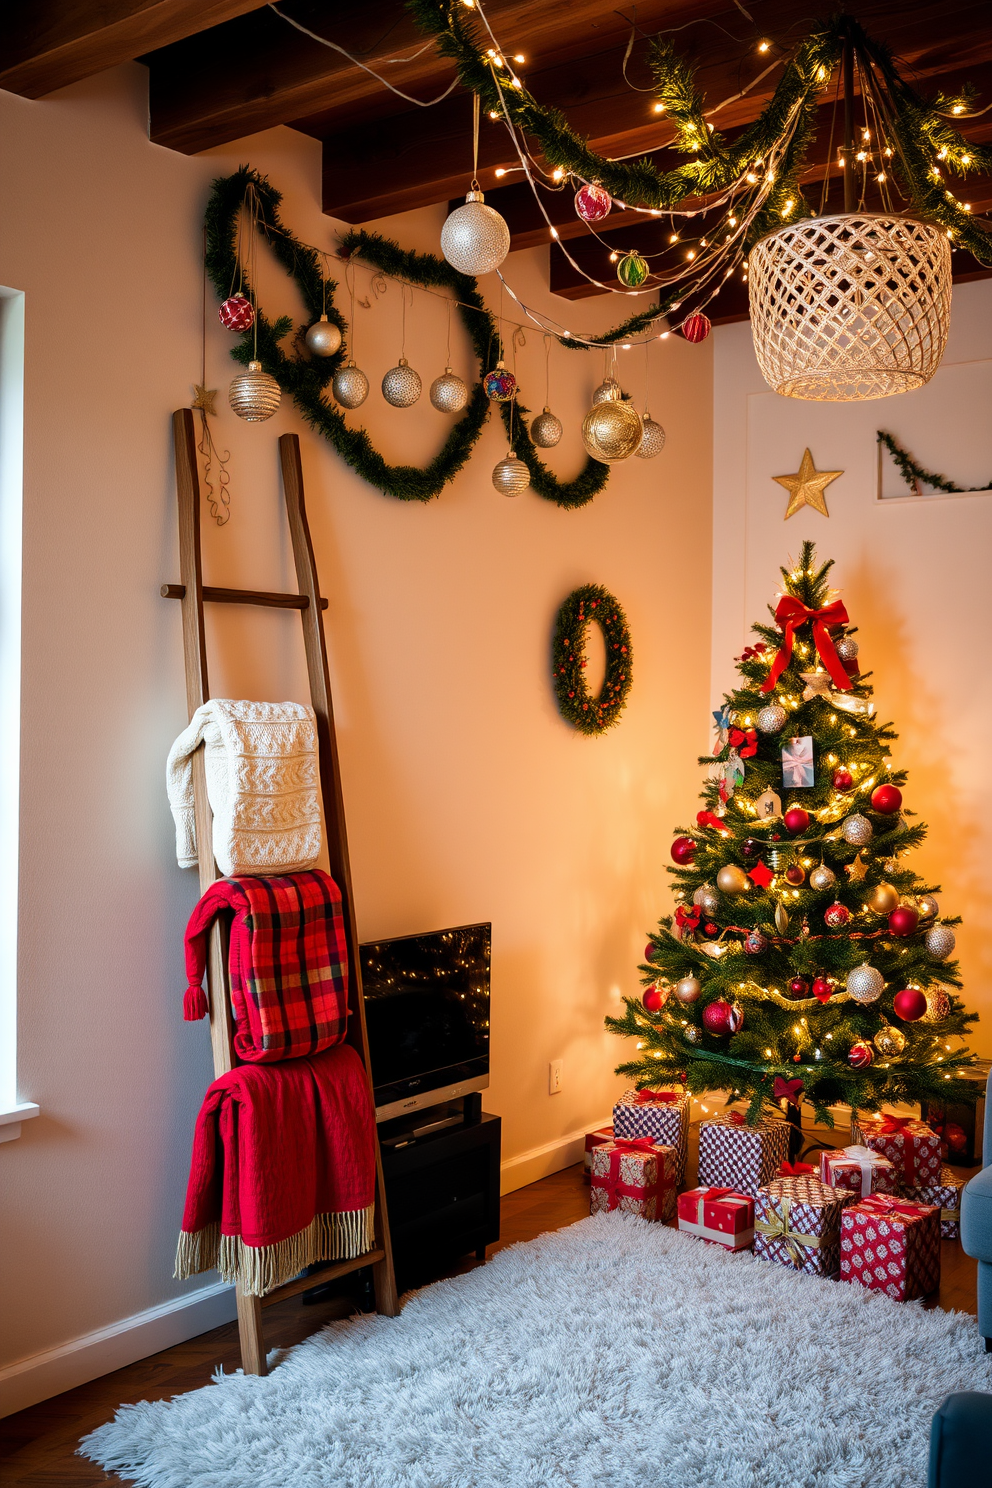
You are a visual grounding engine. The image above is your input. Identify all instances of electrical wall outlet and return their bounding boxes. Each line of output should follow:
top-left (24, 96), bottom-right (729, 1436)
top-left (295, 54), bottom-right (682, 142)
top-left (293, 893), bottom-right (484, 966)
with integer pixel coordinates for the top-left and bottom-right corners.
top-left (549, 1059), bottom-right (563, 1095)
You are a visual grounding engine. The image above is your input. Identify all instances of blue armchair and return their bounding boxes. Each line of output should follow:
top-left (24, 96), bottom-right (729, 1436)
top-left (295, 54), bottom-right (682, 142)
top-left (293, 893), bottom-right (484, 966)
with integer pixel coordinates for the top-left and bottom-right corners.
top-left (960, 1070), bottom-right (992, 1350)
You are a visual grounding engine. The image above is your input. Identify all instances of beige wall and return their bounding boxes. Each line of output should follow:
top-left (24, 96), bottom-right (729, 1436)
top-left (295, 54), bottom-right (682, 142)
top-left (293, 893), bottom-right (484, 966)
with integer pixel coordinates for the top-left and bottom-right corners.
top-left (0, 63), bottom-right (713, 1401)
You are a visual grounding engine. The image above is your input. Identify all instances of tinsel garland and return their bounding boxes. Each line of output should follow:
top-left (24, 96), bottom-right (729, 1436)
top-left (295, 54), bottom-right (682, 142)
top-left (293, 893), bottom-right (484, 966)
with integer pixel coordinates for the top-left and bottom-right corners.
top-left (552, 584), bottom-right (632, 733)
top-left (878, 430), bottom-right (992, 496)
top-left (204, 168), bottom-right (610, 507)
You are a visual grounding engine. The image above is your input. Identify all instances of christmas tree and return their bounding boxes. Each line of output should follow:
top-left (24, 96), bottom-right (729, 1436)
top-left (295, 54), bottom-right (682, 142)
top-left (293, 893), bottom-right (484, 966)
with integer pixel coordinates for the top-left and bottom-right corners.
top-left (608, 543), bottom-right (979, 1130)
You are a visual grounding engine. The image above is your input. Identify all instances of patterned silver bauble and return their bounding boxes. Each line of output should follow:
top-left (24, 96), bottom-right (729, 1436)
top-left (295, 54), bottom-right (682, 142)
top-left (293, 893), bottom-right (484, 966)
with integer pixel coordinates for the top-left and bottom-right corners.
top-left (332, 361), bottom-right (370, 409)
top-left (847, 962), bottom-right (885, 1004)
top-left (531, 408), bottom-right (563, 448)
top-left (382, 357), bottom-right (422, 408)
top-left (873, 1023), bottom-right (907, 1056)
top-left (683, 1025), bottom-right (701, 1044)
top-left (756, 704), bottom-right (787, 734)
top-left (693, 884), bottom-right (720, 916)
top-left (841, 813), bottom-right (873, 846)
top-left (305, 315), bottom-right (342, 357)
top-left (440, 188), bottom-right (510, 276)
top-left (635, 415), bottom-right (666, 459)
top-left (674, 975), bottom-right (702, 1005)
top-left (809, 864), bottom-right (837, 892)
top-left (916, 893), bottom-right (940, 921)
top-left (592, 377), bottom-right (623, 404)
top-left (429, 367), bottom-right (469, 413)
top-left (492, 454), bottom-right (530, 496)
top-left (921, 988), bottom-right (952, 1023)
top-left (228, 360), bottom-right (281, 422)
top-left (835, 635), bottom-right (859, 661)
top-left (581, 398), bottom-right (642, 463)
top-left (925, 925), bottom-right (956, 960)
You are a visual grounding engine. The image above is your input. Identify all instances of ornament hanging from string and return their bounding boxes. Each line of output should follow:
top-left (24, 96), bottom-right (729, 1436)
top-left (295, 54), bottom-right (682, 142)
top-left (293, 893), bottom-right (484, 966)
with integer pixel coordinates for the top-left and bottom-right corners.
top-left (332, 259), bottom-right (370, 409)
top-left (635, 339), bottom-right (665, 459)
top-left (575, 183), bottom-right (612, 224)
top-left (227, 184), bottom-right (281, 422)
top-left (305, 262), bottom-right (343, 357)
top-left (531, 334), bottom-right (563, 447)
top-left (382, 282), bottom-right (422, 407)
top-left (430, 299), bottom-right (470, 412)
top-left (441, 92), bottom-right (510, 276)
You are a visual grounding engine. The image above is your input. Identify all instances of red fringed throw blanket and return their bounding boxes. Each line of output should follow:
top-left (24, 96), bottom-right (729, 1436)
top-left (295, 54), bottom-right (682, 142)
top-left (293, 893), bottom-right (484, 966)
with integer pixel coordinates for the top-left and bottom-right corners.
top-left (175, 1044), bottom-right (376, 1295)
top-left (183, 871), bottom-right (349, 1062)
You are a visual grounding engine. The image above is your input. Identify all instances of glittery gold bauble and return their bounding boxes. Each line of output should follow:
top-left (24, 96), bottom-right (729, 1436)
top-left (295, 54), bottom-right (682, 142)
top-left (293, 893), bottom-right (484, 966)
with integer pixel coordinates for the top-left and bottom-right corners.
top-left (440, 189), bottom-right (510, 275)
top-left (868, 882), bottom-right (899, 915)
top-left (847, 962), bottom-right (885, 1004)
top-left (842, 813), bottom-right (873, 846)
top-left (593, 378), bottom-right (623, 405)
top-left (429, 367), bottom-right (469, 413)
top-left (716, 864), bottom-right (749, 896)
top-left (531, 408), bottom-right (563, 447)
top-left (636, 415), bottom-right (666, 459)
top-left (925, 925), bottom-right (956, 960)
top-left (874, 1023), bottom-right (907, 1056)
top-left (683, 1025), bottom-right (701, 1043)
top-left (492, 455), bottom-right (530, 496)
top-left (332, 361), bottom-right (370, 409)
top-left (917, 893), bottom-right (940, 921)
top-left (581, 398), bottom-right (642, 463)
top-left (382, 357), bottom-right (422, 407)
top-left (809, 864), bottom-right (836, 892)
top-left (922, 988), bottom-right (951, 1023)
top-left (674, 975), bottom-right (702, 1004)
top-left (756, 704), bottom-right (787, 734)
top-left (305, 315), bottom-right (342, 357)
top-left (693, 884), bottom-right (720, 916)
top-left (228, 360), bottom-right (281, 421)
top-left (774, 903), bottom-right (789, 934)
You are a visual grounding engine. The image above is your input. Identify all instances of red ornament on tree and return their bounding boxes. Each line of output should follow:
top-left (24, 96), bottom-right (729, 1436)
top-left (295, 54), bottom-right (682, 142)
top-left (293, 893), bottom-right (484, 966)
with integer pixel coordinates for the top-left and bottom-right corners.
top-left (643, 983), bottom-right (666, 1012)
top-left (832, 769), bottom-right (854, 792)
top-left (574, 183), bottom-right (612, 223)
top-left (702, 999), bottom-right (736, 1035)
top-left (787, 976), bottom-right (809, 1000)
top-left (824, 902), bottom-right (850, 929)
top-left (783, 807), bottom-right (810, 835)
top-left (219, 293), bottom-right (255, 332)
top-left (848, 1040), bottom-right (874, 1068)
top-left (645, 942), bottom-right (656, 961)
top-left (888, 906), bottom-right (920, 938)
top-left (893, 987), bottom-right (928, 1021)
top-left (681, 312), bottom-right (711, 343)
top-left (671, 836), bottom-right (696, 865)
top-left (871, 784), bottom-right (903, 814)
top-left (785, 864), bottom-right (806, 885)
top-left (812, 976), bottom-right (833, 1004)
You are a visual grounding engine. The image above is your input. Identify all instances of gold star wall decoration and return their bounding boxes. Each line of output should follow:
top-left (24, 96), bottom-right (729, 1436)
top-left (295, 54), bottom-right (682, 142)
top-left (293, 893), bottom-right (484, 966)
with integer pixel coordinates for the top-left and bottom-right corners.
top-left (773, 448), bottom-right (843, 519)
top-left (192, 384), bottom-right (218, 415)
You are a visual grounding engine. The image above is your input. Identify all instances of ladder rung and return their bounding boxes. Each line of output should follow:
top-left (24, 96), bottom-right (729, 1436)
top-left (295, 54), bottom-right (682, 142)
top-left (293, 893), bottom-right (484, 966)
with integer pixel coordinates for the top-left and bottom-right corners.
top-left (161, 583), bottom-right (327, 611)
top-left (258, 1249), bottom-right (386, 1308)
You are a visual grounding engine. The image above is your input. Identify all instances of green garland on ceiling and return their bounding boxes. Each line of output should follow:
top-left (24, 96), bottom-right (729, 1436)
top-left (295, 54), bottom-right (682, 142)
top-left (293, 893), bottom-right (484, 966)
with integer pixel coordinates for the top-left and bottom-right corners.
top-left (878, 430), bottom-right (992, 495)
top-left (552, 584), bottom-right (632, 733)
top-left (204, 167), bottom-right (611, 507)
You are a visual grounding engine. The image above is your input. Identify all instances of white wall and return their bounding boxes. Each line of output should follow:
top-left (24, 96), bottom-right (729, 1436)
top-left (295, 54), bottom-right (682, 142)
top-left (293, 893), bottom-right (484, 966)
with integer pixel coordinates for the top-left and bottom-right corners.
top-left (0, 63), bottom-right (712, 1410)
top-left (712, 278), bottom-right (992, 1059)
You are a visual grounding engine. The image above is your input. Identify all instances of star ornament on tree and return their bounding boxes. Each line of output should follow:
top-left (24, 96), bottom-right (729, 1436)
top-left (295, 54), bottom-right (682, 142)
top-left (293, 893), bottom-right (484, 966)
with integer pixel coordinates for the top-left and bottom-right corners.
top-left (845, 851), bottom-right (869, 882)
top-left (773, 449), bottom-right (843, 519)
top-left (800, 671), bottom-right (833, 700)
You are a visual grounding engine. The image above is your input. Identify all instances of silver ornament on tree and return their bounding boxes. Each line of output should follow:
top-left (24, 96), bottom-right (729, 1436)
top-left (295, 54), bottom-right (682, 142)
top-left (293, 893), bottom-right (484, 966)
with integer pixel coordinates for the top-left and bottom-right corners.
top-left (842, 813), bottom-right (873, 846)
top-left (925, 925), bottom-right (956, 960)
top-left (429, 367), bottom-right (469, 413)
top-left (305, 315), bottom-right (343, 357)
top-left (835, 635), bottom-right (859, 661)
top-left (674, 976), bottom-right (701, 1004)
top-left (333, 362), bottom-right (370, 409)
top-left (492, 452), bottom-right (530, 497)
top-left (229, 360), bottom-right (281, 422)
top-left (847, 962), bottom-right (885, 1004)
top-left (635, 415), bottom-right (666, 460)
top-left (916, 893), bottom-right (940, 920)
top-left (531, 408), bottom-right (563, 448)
top-left (756, 704), bottom-right (787, 734)
top-left (809, 863), bottom-right (836, 892)
top-left (382, 357), bottom-right (422, 408)
top-left (693, 884), bottom-right (720, 916)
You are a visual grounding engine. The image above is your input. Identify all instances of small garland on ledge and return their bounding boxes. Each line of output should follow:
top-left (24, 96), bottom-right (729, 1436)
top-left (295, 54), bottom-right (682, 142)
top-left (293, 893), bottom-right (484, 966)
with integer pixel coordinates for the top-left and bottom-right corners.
top-left (552, 584), bottom-right (632, 734)
top-left (878, 430), bottom-right (992, 496)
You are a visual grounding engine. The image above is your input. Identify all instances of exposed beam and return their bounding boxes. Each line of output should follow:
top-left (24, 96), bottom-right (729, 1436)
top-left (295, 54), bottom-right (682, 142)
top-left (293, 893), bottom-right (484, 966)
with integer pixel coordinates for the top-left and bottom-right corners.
top-left (0, 0), bottom-right (268, 99)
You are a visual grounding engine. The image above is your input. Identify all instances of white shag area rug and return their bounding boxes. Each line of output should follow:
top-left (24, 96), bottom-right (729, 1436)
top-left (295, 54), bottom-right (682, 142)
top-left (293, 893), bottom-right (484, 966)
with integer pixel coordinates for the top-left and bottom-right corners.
top-left (82, 1212), bottom-right (992, 1488)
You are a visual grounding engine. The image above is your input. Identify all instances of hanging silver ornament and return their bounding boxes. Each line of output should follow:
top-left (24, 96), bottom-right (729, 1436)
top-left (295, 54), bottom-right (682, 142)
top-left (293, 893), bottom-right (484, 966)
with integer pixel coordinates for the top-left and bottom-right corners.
top-left (922, 987), bottom-right (952, 1023)
top-left (531, 408), bottom-right (563, 448)
top-left (842, 813), bottom-right (873, 846)
top-left (683, 1025), bottom-right (701, 1044)
top-left (228, 360), bottom-right (281, 422)
top-left (756, 704), bottom-right (787, 734)
top-left (916, 893), bottom-right (940, 921)
top-left (873, 1023), bottom-right (907, 1056)
top-left (635, 415), bottom-right (666, 459)
top-left (492, 454), bottom-right (530, 496)
top-left (693, 884), bottom-right (720, 916)
top-left (835, 635), bottom-right (859, 661)
top-left (593, 377), bottom-right (623, 405)
top-left (382, 357), bottom-right (422, 408)
top-left (674, 975), bottom-right (702, 1004)
top-left (847, 962), bottom-right (885, 1004)
top-left (581, 398), bottom-right (642, 463)
top-left (925, 925), bottom-right (956, 960)
top-left (305, 315), bottom-right (342, 357)
top-left (809, 863), bottom-right (836, 892)
top-left (429, 367), bottom-right (469, 413)
top-left (440, 187), bottom-right (510, 276)
top-left (332, 361), bottom-right (370, 409)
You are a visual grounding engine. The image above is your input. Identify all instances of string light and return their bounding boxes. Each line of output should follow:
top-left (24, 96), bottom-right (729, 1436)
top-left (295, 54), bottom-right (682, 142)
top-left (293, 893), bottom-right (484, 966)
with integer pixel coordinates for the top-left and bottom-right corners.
top-left (758, 40), bottom-right (770, 52)
top-left (653, 102), bottom-right (666, 113)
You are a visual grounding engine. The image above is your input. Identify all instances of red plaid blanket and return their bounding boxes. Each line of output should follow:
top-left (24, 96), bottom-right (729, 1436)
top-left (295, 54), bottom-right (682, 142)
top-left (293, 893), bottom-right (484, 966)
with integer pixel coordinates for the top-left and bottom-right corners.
top-left (183, 872), bottom-right (349, 1062)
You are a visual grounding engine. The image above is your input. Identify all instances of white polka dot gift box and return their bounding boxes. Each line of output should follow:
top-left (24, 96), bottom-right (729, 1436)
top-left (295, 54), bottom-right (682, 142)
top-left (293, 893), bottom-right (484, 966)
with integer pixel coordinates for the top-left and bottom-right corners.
top-left (839, 1193), bottom-right (941, 1302)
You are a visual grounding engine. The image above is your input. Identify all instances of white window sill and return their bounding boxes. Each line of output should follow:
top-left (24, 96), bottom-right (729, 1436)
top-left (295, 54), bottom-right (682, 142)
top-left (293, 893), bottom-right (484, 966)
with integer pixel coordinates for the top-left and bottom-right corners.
top-left (0, 1102), bottom-right (39, 1143)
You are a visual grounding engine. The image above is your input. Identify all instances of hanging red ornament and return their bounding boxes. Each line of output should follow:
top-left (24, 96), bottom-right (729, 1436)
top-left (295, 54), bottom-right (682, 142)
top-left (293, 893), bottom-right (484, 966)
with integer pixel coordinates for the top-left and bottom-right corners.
top-left (787, 976), bottom-right (809, 1000)
top-left (744, 929), bottom-right (769, 955)
top-left (785, 863), bottom-right (806, 886)
top-left (682, 312), bottom-right (711, 343)
top-left (783, 807), bottom-right (810, 835)
top-left (219, 293), bottom-right (255, 332)
top-left (824, 901), bottom-right (851, 929)
top-left (702, 998), bottom-right (741, 1035)
top-left (671, 836), bottom-right (696, 865)
top-left (645, 941), bottom-right (656, 961)
top-left (832, 768), bottom-right (854, 792)
top-left (743, 838), bottom-right (761, 860)
top-left (871, 784), bottom-right (903, 814)
top-left (812, 976), bottom-right (833, 1003)
top-left (888, 906), bottom-right (920, 938)
top-left (893, 987), bottom-right (928, 1021)
top-left (848, 1040), bottom-right (874, 1069)
top-left (574, 183), bottom-right (612, 223)
top-left (643, 983), bottom-right (667, 1012)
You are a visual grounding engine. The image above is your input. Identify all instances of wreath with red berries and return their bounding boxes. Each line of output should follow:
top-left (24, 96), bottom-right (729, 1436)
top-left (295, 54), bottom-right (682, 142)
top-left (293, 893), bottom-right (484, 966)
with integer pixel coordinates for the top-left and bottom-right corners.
top-left (552, 584), bottom-right (632, 734)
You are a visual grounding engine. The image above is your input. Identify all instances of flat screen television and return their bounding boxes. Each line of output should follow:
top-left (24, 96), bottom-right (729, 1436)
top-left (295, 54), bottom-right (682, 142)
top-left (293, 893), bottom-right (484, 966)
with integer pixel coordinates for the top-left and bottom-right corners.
top-left (359, 923), bottom-right (491, 1122)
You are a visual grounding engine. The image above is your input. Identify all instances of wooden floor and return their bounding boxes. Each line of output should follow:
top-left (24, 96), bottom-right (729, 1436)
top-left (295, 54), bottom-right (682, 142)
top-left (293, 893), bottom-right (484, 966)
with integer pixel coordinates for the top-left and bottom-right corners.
top-left (0, 1159), bottom-right (978, 1486)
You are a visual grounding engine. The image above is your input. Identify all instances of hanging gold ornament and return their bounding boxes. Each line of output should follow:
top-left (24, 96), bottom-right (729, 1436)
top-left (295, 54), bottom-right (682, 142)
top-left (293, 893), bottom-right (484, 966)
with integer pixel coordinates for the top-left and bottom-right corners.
top-left (228, 361), bottom-right (281, 422)
top-left (492, 453), bottom-right (530, 496)
top-left (305, 315), bottom-right (343, 357)
top-left (716, 864), bottom-right (749, 895)
top-left (774, 903), bottom-right (789, 934)
top-left (674, 976), bottom-right (702, 1004)
top-left (593, 377), bottom-right (623, 405)
top-left (873, 1023), bottom-right (907, 1057)
top-left (845, 852), bottom-right (869, 882)
top-left (809, 863), bottom-right (836, 892)
top-left (868, 882), bottom-right (899, 914)
top-left (916, 893), bottom-right (940, 921)
top-left (531, 408), bottom-right (563, 447)
top-left (921, 987), bottom-right (952, 1023)
top-left (580, 394), bottom-right (642, 463)
top-left (842, 814), bottom-right (873, 847)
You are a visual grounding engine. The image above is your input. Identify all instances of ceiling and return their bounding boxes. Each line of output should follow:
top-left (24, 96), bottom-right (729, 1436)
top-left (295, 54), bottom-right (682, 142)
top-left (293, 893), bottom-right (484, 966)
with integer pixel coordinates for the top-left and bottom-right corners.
top-left (4, 0), bottom-right (991, 320)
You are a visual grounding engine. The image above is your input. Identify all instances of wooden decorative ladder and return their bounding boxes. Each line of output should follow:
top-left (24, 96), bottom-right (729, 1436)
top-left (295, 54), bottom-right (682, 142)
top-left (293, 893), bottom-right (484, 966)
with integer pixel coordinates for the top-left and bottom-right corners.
top-left (163, 408), bottom-right (399, 1375)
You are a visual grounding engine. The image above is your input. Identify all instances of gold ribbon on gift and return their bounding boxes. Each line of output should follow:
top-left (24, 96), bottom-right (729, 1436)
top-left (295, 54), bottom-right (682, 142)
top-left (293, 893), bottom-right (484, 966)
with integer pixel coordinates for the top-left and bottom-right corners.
top-left (754, 1195), bottom-right (834, 1267)
top-left (941, 1206), bottom-right (961, 1223)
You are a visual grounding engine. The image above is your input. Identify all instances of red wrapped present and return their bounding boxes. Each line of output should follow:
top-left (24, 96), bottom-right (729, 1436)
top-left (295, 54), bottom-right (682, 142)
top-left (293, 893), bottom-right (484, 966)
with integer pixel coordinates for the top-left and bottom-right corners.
top-left (754, 1175), bottom-right (856, 1277)
top-left (839, 1194), bottom-right (941, 1300)
top-left (583, 1126), bottom-right (613, 1183)
top-left (677, 1186), bottom-right (755, 1251)
top-left (820, 1144), bottom-right (899, 1199)
top-left (697, 1111), bottom-right (790, 1196)
top-left (590, 1137), bottom-right (677, 1222)
top-left (613, 1088), bottom-right (689, 1182)
top-left (905, 1166), bottom-right (964, 1239)
top-left (850, 1114), bottom-right (942, 1190)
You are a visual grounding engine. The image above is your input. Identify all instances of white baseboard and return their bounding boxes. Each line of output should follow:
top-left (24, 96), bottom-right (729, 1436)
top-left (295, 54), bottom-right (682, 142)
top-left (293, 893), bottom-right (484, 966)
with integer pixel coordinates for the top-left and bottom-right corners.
top-left (0, 1281), bottom-right (236, 1418)
top-left (499, 1119), bottom-right (612, 1196)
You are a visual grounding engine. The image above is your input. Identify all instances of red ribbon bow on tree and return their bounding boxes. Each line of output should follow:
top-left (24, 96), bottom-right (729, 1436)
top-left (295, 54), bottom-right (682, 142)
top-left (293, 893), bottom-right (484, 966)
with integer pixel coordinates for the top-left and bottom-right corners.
top-left (697, 810), bottom-right (731, 834)
top-left (761, 596), bottom-right (852, 695)
top-left (778, 1160), bottom-right (815, 1177)
top-left (728, 726), bottom-right (758, 758)
top-left (634, 1090), bottom-right (682, 1105)
top-left (773, 1077), bottom-right (805, 1105)
top-left (675, 905), bottom-right (702, 939)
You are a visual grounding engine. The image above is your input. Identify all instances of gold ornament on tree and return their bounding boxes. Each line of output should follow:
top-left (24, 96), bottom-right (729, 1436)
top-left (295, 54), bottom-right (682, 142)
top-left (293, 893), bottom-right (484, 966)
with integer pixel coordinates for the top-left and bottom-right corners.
top-left (674, 976), bottom-right (702, 1004)
top-left (716, 864), bottom-right (749, 896)
top-left (868, 882), bottom-right (899, 914)
top-left (873, 1024), bottom-right (907, 1057)
top-left (809, 863), bottom-right (836, 892)
top-left (922, 987), bottom-right (952, 1023)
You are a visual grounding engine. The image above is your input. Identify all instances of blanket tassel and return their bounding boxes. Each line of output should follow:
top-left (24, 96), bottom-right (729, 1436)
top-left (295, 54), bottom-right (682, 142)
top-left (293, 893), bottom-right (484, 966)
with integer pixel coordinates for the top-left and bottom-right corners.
top-left (175, 1205), bottom-right (376, 1296)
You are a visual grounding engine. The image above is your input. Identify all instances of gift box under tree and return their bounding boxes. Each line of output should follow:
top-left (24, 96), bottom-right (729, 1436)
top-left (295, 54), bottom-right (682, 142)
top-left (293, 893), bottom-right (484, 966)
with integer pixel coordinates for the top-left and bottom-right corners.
top-left (820, 1144), bottom-right (899, 1199)
top-left (612, 1088), bottom-right (689, 1183)
top-left (589, 1137), bottom-right (677, 1222)
top-left (850, 1114), bottom-right (942, 1191)
top-left (697, 1112), bottom-right (790, 1196)
top-left (677, 1187), bottom-right (754, 1251)
top-left (839, 1194), bottom-right (941, 1301)
top-left (754, 1175), bottom-right (855, 1278)
top-left (905, 1166), bottom-right (964, 1239)
top-left (583, 1126), bottom-right (613, 1183)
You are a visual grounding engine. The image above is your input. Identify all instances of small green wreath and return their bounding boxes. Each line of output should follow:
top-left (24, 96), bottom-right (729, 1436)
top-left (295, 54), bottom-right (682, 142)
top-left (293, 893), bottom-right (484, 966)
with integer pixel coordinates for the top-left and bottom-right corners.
top-left (552, 584), bottom-right (632, 734)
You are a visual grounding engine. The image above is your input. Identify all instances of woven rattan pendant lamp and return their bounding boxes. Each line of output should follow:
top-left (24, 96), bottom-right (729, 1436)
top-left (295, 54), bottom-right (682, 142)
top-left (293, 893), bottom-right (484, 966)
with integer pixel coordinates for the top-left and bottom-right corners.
top-left (748, 24), bottom-right (951, 401)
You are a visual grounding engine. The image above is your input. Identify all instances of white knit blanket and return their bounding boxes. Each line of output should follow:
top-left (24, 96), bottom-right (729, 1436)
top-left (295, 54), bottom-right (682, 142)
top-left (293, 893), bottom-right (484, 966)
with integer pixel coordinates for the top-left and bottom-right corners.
top-left (166, 700), bottom-right (322, 877)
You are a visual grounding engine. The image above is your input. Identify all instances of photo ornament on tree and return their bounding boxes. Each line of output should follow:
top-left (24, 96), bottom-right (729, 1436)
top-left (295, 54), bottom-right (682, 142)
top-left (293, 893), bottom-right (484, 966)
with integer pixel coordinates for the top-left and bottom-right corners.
top-left (781, 736), bottom-right (814, 788)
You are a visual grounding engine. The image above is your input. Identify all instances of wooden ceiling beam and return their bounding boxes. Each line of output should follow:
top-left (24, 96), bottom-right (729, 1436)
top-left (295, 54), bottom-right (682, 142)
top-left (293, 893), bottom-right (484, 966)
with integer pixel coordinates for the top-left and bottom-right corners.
top-left (0, 0), bottom-right (268, 98)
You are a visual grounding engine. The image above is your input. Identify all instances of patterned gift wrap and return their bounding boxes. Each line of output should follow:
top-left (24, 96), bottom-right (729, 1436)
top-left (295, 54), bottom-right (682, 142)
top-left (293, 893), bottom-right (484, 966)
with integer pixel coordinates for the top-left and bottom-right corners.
top-left (613, 1088), bottom-right (690, 1183)
top-left (589, 1138), bottom-right (677, 1222)
top-left (583, 1126), bottom-right (614, 1182)
top-left (850, 1115), bottom-right (942, 1191)
top-left (697, 1113), bottom-right (790, 1196)
top-left (905, 1165), bottom-right (964, 1239)
top-left (839, 1195), bottom-right (941, 1301)
top-left (677, 1187), bottom-right (755, 1251)
top-left (754, 1176), bottom-right (856, 1278)
top-left (820, 1144), bottom-right (899, 1199)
